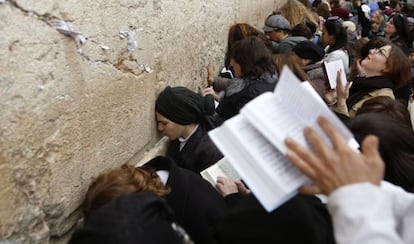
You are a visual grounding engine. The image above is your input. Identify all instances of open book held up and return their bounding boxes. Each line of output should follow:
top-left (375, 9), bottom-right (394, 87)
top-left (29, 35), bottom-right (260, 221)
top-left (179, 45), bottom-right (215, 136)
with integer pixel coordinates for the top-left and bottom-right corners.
top-left (209, 66), bottom-right (358, 212)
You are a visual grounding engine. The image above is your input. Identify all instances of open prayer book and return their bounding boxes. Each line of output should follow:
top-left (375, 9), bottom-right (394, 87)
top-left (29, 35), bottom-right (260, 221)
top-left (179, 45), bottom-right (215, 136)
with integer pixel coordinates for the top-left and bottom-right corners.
top-left (208, 66), bottom-right (359, 212)
top-left (322, 59), bottom-right (347, 89)
top-left (200, 157), bottom-right (241, 187)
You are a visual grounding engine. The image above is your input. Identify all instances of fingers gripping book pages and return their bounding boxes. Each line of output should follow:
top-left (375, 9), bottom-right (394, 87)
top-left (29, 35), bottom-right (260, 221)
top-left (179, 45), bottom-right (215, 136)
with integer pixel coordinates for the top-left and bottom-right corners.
top-left (208, 66), bottom-right (359, 212)
top-left (209, 116), bottom-right (308, 211)
top-left (200, 157), bottom-right (241, 187)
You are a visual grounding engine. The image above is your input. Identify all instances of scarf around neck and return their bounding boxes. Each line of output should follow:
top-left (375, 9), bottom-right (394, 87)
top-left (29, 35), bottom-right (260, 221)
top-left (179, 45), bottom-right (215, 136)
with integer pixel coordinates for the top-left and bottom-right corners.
top-left (347, 75), bottom-right (394, 108)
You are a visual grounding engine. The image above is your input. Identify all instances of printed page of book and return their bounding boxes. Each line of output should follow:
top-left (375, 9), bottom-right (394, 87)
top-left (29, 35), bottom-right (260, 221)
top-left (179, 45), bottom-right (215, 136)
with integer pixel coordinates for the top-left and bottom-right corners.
top-left (209, 115), bottom-right (309, 212)
top-left (200, 157), bottom-right (240, 187)
top-left (241, 66), bottom-right (358, 154)
top-left (323, 59), bottom-right (347, 89)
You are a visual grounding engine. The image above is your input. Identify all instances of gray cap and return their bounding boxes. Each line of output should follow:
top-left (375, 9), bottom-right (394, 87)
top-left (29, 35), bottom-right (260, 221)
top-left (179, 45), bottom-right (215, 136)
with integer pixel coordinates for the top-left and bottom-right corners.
top-left (263, 14), bottom-right (290, 32)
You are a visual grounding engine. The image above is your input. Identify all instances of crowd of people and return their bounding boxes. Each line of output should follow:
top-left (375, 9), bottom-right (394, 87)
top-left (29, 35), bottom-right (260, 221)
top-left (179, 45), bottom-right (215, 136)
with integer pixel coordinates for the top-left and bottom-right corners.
top-left (70, 0), bottom-right (414, 243)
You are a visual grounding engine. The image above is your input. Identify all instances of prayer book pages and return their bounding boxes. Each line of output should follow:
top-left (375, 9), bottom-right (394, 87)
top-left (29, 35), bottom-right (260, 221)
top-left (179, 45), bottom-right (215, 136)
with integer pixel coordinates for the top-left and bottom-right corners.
top-left (209, 66), bottom-right (359, 212)
top-left (209, 115), bottom-right (307, 212)
top-left (241, 66), bottom-right (358, 154)
top-left (200, 157), bottom-right (241, 187)
top-left (323, 59), bottom-right (347, 89)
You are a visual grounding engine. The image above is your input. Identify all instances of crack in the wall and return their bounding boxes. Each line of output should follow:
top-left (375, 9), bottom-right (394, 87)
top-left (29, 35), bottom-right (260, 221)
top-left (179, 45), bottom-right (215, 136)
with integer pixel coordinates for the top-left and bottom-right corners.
top-left (7, 0), bottom-right (59, 27)
top-left (5, 0), bottom-right (149, 78)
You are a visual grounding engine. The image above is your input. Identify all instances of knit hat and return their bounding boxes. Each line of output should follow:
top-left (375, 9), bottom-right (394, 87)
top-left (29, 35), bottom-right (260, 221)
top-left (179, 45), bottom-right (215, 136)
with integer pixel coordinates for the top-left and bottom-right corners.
top-left (331, 7), bottom-right (350, 21)
top-left (263, 14), bottom-right (291, 32)
top-left (343, 20), bottom-right (356, 33)
top-left (155, 86), bottom-right (215, 125)
top-left (293, 41), bottom-right (325, 64)
top-left (69, 193), bottom-right (193, 244)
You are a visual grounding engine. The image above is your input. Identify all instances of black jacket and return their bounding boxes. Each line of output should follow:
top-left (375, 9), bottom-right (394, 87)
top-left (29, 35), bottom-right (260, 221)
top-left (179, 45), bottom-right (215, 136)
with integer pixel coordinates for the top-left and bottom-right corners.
top-left (144, 156), bottom-right (228, 244)
top-left (216, 77), bottom-right (276, 123)
top-left (215, 194), bottom-right (335, 244)
top-left (166, 125), bottom-right (223, 173)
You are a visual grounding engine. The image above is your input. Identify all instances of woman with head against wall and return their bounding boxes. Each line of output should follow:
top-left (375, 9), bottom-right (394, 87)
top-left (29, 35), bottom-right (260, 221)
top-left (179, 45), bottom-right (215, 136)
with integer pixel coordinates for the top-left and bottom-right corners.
top-left (206, 23), bottom-right (270, 99)
top-left (334, 37), bottom-right (411, 117)
top-left (214, 36), bottom-right (278, 123)
top-left (155, 86), bottom-right (223, 173)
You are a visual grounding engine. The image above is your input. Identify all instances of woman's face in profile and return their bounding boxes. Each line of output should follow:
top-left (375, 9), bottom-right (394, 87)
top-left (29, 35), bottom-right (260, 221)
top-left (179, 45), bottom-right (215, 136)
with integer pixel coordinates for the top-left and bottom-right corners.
top-left (229, 59), bottom-right (243, 78)
top-left (156, 112), bottom-right (186, 140)
top-left (384, 17), bottom-right (396, 36)
top-left (360, 45), bottom-right (391, 75)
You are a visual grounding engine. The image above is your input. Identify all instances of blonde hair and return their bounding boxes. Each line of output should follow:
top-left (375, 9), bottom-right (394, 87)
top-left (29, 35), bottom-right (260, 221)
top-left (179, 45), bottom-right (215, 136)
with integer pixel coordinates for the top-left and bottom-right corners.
top-left (278, 0), bottom-right (319, 28)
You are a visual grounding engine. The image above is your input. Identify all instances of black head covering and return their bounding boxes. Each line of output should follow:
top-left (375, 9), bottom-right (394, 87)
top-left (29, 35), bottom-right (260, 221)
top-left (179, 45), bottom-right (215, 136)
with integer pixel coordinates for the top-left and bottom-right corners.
top-left (293, 41), bottom-right (325, 64)
top-left (69, 193), bottom-right (192, 244)
top-left (155, 86), bottom-right (215, 125)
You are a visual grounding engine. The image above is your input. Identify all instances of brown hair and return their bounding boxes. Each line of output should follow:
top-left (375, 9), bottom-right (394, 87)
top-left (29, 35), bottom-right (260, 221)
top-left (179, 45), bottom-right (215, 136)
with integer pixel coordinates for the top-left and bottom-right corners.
top-left (385, 43), bottom-right (412, 87)
top-left (272, 52), bottom-right (310, 81)
top-left (83, 164), bottom-right (170, 218)
top-left (230, 36), bottom-right (275, 77)
top-left (348, 37), bottom-right (370, 81)
top-left (225, 23), bottom-right (270, 67)
top-left (356, 96), bottom-right (412, 127)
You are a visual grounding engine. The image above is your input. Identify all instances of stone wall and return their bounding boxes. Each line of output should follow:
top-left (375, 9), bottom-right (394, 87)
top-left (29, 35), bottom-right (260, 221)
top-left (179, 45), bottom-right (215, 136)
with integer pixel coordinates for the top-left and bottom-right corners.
top-left (0, 0), bottom-right (285, 243)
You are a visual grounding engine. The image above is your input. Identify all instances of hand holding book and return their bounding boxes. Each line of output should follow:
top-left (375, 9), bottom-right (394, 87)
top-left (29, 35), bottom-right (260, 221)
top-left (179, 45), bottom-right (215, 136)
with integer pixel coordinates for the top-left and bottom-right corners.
top-left (209, 66), bottom-right (359, 211)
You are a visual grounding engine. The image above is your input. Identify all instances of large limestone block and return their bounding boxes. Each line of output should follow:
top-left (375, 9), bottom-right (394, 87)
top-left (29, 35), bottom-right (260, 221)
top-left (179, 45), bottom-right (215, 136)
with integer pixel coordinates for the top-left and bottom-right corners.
top-left (0, 0), bottom-right (282, 243)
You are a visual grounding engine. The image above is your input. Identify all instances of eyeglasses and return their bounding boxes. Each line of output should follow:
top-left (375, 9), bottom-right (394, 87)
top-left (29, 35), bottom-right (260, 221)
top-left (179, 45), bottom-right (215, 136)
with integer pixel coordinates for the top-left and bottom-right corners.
top-left (370, 48), bottom-right (389, 59)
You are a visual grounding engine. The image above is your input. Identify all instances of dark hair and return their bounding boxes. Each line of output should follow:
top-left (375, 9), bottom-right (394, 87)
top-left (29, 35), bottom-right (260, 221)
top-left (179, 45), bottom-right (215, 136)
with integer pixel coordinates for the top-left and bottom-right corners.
top-left (324, 17), bottom-right (348, 52)
top-left (390, 13), bottom-right (412, 48)
top-left (292, 23), bottom-right (313, 39)
top-left (83, 164), bottom-right (170, 219)
top-left (225, 23), bottom-right (266, 67)
top-left (347, 37), bottom-right (370, 81)
top-left (350, 113), bottom-right (414, 193)
top-left (230, 36), bottom-right (275, 78)
top-left (356, 96), bottom-right (412, 127)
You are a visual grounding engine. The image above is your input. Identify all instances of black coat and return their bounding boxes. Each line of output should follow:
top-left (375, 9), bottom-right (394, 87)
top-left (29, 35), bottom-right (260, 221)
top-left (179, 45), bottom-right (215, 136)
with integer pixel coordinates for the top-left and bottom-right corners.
top-left (144, 156), bottom-right (228, 244)
top-left (215, 194), bottom-right (335, 244)
top-left (216, 77), bottom-right (276, 123)
top-left (166, 125), bottom-right (223, 173)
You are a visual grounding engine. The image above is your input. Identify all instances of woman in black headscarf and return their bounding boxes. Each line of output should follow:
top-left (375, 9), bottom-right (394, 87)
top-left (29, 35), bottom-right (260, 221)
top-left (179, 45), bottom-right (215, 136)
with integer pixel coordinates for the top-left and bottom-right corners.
top-left (155, 86), bottom-right (223, 173)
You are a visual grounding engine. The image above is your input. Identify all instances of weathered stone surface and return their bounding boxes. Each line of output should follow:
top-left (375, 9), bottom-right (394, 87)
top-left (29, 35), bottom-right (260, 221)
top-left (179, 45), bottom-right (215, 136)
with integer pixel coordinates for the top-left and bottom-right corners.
top-left (0, 0), bottom-right (283, 243)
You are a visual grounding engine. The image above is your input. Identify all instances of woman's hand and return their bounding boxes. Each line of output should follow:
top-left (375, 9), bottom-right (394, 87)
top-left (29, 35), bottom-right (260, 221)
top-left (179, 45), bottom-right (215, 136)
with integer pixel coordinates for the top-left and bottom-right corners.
top-left (207, 63), bottom-right (215, 86)
top-left (285, 117), bottom-right (385, 195)
top-left (336, 69), bottom-right (350, 106)
top-left (216, 177), bottom-right (250, 197)
top-left (216, 176), bottom-right (239, 197)
top-left (200, 86), bottom-right (220, 101)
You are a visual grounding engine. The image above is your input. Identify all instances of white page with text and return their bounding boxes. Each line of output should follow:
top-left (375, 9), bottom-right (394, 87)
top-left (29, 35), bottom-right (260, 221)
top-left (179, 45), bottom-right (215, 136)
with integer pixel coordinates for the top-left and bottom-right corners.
top-left (324, 59), bottom-right (347, 89)
top-left (241, 66), bottom-right (358, 153)
top-left (209, 115), bottom-right (309, 211)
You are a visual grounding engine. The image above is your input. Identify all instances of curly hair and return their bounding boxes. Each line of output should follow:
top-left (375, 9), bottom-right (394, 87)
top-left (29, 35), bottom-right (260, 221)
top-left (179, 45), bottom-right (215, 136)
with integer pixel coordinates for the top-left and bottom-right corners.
top-left (278, 0), bottom-right (319, 28)
top-left (83, 164), bottom-right (170, 219)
